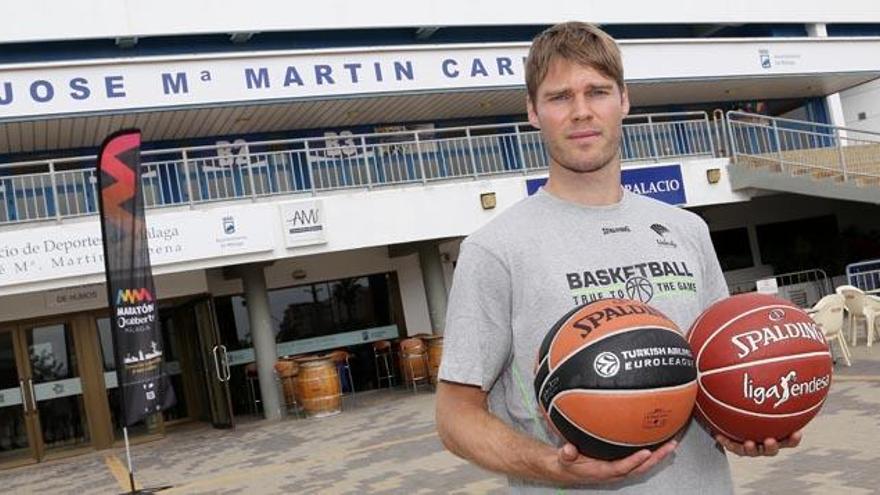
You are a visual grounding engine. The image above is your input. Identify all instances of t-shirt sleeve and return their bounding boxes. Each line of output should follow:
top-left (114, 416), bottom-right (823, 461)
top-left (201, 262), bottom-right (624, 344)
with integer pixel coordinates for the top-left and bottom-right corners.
top-left (438, 240), bottom-right (513, 392)
top-left (698, 221), bottom-right (730, 310)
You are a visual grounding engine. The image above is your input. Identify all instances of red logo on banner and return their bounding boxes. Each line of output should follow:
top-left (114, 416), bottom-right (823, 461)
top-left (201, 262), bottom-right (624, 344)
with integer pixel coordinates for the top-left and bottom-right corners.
top-left (100, 131), bottom-right (138, 227)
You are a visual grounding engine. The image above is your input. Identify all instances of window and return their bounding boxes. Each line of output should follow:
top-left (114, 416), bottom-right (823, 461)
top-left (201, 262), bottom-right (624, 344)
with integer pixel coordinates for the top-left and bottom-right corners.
top-left (756, 215), bottom-right (840, 274)
top-left (214, 273), bottom-right (395, 344)
top-left (709, 227), bottom-right (753, 271)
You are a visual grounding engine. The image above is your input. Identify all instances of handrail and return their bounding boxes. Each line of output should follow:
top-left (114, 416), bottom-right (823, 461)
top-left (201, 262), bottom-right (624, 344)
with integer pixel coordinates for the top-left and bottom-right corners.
top-left (846, 259), bottom-right (880, 294)
top-left (0, 111), bottom-right (715, 225)
top-left (732, 268), bottom-right (833, 291)
top-left (726, 111), bottom-right (880, 187)
top-left (728, 268), bottom-right (834, 308)
top-left (0, 111), bottom-right (711, 166)
top-left (1, 109), bottom-right (874, 231)
top-left (727, 111), bottom-right (880, 137)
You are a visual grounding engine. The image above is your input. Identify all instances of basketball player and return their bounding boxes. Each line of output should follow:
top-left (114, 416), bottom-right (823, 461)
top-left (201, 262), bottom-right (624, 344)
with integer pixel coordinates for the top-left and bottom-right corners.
top-left (435, 22), bottom-right (801, 493)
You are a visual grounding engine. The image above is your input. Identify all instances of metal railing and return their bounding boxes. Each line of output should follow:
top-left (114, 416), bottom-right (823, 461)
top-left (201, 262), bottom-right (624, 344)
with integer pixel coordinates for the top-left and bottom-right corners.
top-left (0, 111), bottom-right (714, 225)
top-left (620, 112), bottom-right (716, 161)
top-left (728, 268), bottom-right (834, 308)
top-left (846, 259), bottom-right (880, 294)
top-left (727, 111), bottom-right (880, 186)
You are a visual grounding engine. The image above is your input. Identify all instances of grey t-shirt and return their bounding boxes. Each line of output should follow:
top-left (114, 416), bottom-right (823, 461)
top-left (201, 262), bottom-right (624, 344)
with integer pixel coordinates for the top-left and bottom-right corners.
top-left (439, 187), bottom-right (733, 494)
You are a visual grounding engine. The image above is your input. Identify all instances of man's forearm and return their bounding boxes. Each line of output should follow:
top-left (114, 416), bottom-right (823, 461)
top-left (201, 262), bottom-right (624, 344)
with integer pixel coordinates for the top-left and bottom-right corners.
top-left (435, 384), bottom-right (559, 482)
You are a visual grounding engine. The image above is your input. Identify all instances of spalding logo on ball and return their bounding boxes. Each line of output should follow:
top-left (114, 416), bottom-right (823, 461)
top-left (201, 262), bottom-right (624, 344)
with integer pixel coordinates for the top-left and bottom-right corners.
top-left (687, 293), bottom-right (833, 442)
top-left (534, 298), bottom-right (697, 460)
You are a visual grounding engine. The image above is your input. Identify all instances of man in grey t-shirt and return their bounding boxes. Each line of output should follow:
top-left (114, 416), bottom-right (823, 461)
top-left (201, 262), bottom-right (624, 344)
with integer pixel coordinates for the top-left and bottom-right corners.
top-left (435, 22), bottom-right (802, 493)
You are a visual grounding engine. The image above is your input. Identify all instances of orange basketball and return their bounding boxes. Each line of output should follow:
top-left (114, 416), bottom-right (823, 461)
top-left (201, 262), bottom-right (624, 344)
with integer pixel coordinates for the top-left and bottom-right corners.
top-left (534, 298), bottom-right (697, 460)
top-left (687, 293), bottom-right (833, 442)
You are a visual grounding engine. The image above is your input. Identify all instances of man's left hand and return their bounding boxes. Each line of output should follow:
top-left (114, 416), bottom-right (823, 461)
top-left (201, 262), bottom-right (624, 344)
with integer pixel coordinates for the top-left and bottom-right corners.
top-left (714, 430), bottom-right (803, 457)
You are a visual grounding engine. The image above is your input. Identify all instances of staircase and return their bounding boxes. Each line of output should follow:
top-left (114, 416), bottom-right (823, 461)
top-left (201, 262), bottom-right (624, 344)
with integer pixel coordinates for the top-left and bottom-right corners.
top-left (726, 112), bottom-right (880, 203)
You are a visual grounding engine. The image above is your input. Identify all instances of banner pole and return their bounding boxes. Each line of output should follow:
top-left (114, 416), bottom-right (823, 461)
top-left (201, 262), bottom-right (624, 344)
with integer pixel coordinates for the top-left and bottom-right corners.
top-left (124, 426), bottom-right (137, 494)
top-left (98, 130), bottom-right (174, 495)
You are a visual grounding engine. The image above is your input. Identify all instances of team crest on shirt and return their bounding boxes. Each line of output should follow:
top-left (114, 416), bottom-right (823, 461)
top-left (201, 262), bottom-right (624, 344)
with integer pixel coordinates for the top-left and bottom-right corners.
top-left (650, 223), bottom-right (670, 237)
top-left (650, 223), bottom-right (677, 248)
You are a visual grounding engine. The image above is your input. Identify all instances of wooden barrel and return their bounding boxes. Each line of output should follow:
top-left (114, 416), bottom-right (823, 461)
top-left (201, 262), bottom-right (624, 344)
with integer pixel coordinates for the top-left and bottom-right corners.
top-left (425, 336), bottom-right (444, 384)
top-left (292, 354), bottom-right (321, 364)
top-left (400, 338), bottom-right (428, 383)
top-left (295, 358), bottom-right (341, 417)
top-left (274, 360), bottom-right (300, 407)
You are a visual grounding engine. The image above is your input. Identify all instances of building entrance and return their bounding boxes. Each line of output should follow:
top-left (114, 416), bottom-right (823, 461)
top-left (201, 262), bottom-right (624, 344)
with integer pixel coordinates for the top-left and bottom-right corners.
top-left (0, 296), bottom-right (233, 470)
top-left (0, 318), bottom-right (94, 468)
top-left (96, 297), bottom-right (234, 431)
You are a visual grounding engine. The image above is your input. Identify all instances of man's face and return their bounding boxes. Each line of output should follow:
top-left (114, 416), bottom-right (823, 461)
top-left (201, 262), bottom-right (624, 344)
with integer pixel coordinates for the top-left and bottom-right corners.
top-left (527, 57), bottom-right (630, 175)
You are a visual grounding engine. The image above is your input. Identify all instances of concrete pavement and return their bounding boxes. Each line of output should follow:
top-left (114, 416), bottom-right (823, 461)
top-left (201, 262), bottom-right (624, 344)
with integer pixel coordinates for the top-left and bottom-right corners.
top-left (3, 344), bottom-right (879, 494)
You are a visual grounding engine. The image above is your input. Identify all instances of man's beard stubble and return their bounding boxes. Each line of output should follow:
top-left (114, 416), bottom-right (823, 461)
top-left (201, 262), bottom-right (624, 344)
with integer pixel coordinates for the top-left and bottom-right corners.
top-left (548, 137), bottom-right (621, 175)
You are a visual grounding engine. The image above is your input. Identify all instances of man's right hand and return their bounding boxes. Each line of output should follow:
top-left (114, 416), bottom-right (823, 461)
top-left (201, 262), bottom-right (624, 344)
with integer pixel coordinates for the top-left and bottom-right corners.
top-left (436, 381), bottom-right (678, 486)
top-left (549, 439), bottom-right (678, 485)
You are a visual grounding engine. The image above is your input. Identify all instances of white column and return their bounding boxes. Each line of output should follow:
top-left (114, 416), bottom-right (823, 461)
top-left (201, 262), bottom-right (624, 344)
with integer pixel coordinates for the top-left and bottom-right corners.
top-left (805, 23), bottom-right (827, 37)
top-left (807, 23), bottom-right (848, 138)
top-left (418, 241), bottom-right (448, 334)
top-left (240, 264), bottom-right (282, 420)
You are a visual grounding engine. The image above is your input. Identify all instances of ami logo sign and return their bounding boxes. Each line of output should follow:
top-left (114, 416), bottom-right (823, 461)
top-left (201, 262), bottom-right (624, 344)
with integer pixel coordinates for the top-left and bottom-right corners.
top-left (281, 200), bottom-right (327, 248)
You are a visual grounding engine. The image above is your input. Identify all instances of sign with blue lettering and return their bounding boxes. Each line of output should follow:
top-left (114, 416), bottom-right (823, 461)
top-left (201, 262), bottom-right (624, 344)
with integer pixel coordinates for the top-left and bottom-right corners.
top-left (0, 47), bottom-right (529, 121)
top-left (0, 39), bottom-right (848, 122)
top-left (525, 164), bottom-right (687, 205)
top-left (622, 164), bottom-right (687, 205)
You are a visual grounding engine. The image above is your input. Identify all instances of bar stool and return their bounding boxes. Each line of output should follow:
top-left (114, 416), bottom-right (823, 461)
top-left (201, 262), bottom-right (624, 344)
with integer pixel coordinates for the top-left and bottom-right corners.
top-left (244, 363), bottom-right (261, 415)
top-left (373, 340), bottom-right (396, 388)
top-left (399, 337), bottom-right (431, 393)
top-left (324, 349), bottom-right (356, 407)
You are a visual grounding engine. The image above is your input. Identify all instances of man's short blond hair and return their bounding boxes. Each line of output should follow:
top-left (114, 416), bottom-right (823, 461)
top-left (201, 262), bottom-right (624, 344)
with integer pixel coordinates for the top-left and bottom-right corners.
top-left (525, 22), bottom-right (625, 102)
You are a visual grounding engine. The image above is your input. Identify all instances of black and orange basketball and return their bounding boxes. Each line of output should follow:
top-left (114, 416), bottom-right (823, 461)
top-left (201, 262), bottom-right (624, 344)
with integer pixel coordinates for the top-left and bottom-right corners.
top-left (687, 293), bottom-right (833, 442)
top-left (534, 298), bottom-right (697, 460)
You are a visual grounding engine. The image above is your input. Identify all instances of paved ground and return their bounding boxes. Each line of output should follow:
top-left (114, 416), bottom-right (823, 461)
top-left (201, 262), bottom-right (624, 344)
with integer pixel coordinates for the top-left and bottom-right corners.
top-left (3, 343), bottom-right (879, 494)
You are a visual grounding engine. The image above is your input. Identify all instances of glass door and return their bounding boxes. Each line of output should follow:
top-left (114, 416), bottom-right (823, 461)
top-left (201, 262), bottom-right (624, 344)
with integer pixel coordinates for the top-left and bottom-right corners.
top-left (193, 299), bottom-right (234, 429)
top-left (22, 322), bottom-right (92, 458)
top-left (0, 321), bottom-right (94, 465)
top-left (0, 329), bottom-right (38, 468)
top-left (158, 311), bottom-right (193, 424)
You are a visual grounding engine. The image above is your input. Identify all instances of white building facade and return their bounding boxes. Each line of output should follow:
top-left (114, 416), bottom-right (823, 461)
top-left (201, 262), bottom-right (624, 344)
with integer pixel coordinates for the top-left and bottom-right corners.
top-left (1, 1), bottom-right (879, 467)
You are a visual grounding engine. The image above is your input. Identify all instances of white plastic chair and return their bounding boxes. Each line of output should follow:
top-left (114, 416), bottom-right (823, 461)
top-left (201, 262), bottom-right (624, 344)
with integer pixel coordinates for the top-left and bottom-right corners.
top-left (865, 295), bottom-right (880, 347)
top-left (809, 293), bottom-right (851, 366)
top-left (836, 285), bottom-right (870, 346)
